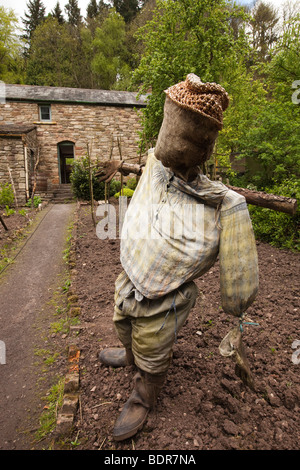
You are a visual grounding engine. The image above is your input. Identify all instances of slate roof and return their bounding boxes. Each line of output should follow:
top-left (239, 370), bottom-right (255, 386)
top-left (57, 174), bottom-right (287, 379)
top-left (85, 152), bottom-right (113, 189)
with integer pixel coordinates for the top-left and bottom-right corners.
top-left (4, 84), bottom-right (148, 108)
top-left (0, 124), bottom-right (36, 135)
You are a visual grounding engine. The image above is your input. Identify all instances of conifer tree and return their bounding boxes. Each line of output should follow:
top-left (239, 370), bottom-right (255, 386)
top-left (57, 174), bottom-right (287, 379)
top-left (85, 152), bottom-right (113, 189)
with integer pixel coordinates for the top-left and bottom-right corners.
top-left (87, 0), bottom-right (99, 19)
top-left (22, 0), bottom-right (46, 42)
top-left (113, 0), bottom-right (141, 23)
top-left (51, 2), bottom-right (65, 24)
top-left (65, 0), bottom-right (82, 27)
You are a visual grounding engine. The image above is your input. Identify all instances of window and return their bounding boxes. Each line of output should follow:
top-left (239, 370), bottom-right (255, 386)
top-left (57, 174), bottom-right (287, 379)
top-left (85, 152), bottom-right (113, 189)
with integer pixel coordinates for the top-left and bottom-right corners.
top-left (39, 104), bottom-right (51, 121)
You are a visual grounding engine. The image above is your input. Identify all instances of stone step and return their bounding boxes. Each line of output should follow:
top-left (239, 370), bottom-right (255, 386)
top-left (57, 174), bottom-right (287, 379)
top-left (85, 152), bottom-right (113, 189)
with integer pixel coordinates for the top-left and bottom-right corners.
top-left (52, 185), bottom-right (74, 203)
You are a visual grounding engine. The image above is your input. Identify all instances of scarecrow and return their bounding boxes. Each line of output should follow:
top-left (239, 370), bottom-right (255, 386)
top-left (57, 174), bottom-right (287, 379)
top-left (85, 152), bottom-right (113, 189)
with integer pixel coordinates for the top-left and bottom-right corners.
top-left (99, 74), bottom-right (259, 441)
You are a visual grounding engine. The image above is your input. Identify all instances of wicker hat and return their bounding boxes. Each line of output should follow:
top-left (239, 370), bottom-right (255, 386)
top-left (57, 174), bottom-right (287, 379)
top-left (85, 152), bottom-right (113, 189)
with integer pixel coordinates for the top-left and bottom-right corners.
top-left (165, 73), bottom-right (229, 130)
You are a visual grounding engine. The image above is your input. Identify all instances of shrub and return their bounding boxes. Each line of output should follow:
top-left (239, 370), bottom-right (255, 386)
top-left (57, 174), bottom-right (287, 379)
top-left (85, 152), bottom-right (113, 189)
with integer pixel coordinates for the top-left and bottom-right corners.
top-left (114, 187), bottom-right (135, 199)
top-left (70, 156), bottom-right (120, 201)
top-left (25, 195), bottom-right (42, 208)
top-left (125, 177), bottom-right (138, 190)
top-left (0, 183), bottom-right (14, 207)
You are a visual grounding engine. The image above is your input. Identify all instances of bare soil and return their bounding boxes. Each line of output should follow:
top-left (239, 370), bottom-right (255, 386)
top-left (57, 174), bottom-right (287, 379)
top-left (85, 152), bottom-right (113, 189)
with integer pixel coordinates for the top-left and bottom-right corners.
top-left (0, 208), bottom-right (37, 250)
top-left (69, 200), bottom-right (300, 451)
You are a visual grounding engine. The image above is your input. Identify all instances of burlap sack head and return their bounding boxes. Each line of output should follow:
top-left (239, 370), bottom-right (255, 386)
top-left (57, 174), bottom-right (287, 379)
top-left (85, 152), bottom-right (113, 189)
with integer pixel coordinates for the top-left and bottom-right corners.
top-left (155, 74), bottom-right (229, 181)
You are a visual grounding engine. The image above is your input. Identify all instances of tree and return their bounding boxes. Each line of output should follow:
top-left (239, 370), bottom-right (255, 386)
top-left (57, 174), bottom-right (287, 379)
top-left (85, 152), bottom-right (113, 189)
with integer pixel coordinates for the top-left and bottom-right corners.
top-left (65, 0), bottom-right (82, 27)
top-left (269, 14), bottom-right (300, 91)
top-left (22, 0), bottom-right (46, 43)
top-left (85, 0), bottom-right (111, 35)
top-left (92, 9), bottom-right (130, 89)
top-left (25, 17), bottom-right (76, 86)
top-left (0, 7), bottom-right (25, 82)
top-left (51, 2), bottom-right (65, 24)
top-left (132, 0), bottom-right (250, 148)
top-left (87, 0), bottom-right (100, 18)
top-left (113, 0), bottom-right (141, 23)
top-left (249, 1), bottom-right (279, 62)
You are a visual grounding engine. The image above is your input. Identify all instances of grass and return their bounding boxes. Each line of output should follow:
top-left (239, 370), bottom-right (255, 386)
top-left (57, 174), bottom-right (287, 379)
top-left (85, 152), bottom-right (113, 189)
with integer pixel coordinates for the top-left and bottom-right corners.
top-left (35, 378), bottom-right (65, 442)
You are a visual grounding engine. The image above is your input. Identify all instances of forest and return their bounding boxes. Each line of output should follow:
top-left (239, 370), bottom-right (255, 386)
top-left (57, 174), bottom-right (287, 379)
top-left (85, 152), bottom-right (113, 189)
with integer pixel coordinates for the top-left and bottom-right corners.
top-left (0, 0), bottom-right (299, 249)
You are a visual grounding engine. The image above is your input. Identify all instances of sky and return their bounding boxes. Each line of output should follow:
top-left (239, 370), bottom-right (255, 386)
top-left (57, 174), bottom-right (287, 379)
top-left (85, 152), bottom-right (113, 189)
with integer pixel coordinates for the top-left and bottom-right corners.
top-left (0, 0), bottom-right (294, 24)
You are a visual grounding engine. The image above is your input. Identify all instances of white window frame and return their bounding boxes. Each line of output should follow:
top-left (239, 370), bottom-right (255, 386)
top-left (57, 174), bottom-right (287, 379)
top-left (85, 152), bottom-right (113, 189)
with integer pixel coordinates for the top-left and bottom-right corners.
top-left (39, 104), bottom-right (51, 122)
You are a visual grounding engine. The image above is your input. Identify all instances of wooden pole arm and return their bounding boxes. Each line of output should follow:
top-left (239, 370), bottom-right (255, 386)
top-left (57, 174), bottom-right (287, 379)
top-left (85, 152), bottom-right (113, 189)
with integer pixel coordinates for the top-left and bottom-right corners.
top-left (96, 161), bottom-right (298, 215)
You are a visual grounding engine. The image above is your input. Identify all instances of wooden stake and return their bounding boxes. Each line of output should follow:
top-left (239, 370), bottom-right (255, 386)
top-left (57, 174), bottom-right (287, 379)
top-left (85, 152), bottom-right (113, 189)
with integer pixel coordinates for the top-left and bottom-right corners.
top-left (117, 135), bottom-right (124, 195)
top-left (30, 146), bottom-right (40, 206)
top-left (6, 162), bottom-right (19, 211)
top-left (0, 214), bottom-right (8, 231)
top-left (87, 142), bottom-right (96, 227)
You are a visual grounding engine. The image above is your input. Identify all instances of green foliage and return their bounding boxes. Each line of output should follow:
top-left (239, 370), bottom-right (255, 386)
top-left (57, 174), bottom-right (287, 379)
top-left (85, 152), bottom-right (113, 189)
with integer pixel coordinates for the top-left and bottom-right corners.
top-left (35, 378), bottom-right (64, 440)
top-left (70, 155), bottom-right (120, 201)
top-left (92, 9), bottom-right (130, 89)
top-left (132, 0), bottom-right (249, 149)
top-left (114, 187), bottom-right (135, 198)
top-left (125, 177), bottom-right (138, 190)
top-left (219, 12), bottom-right (300, 190)
top-left (25, 195), bottom-right (42, 208)
top-left (19, 209), bottom-right (27, 217)
top-left (4, 205), bottom-right (15, 216)
top-left (0, 183), bottom-right (14, 207)
top-left (232, 96), bottom-right (300, 188)
top-left (113, 0), bottom-right (142, 24)
top-left (0, 6), bottom-right (25, 82)
top-left (25, 17), bottom-right (79, 87)
top-left (248, 179), bottom-right (300, 251)
top-left (22, 0), bottom-right (46, 43)
top-left (65, 0), bottom-right (82, 27)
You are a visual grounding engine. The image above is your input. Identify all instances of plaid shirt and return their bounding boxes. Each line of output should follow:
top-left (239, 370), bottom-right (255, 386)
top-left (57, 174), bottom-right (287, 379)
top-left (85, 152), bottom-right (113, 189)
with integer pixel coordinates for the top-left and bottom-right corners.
top-left (120, 149), bottom-right (258, 317)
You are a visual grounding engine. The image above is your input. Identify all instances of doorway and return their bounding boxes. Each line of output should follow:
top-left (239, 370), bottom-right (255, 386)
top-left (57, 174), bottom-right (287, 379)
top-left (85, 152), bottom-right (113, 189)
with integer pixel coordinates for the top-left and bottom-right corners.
top-left (58, 142), bottom-right (74, 184)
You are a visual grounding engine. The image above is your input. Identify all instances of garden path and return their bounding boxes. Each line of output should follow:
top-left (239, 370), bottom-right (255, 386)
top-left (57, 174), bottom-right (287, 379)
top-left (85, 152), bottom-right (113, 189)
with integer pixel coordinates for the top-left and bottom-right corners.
top-left (0, 203), bottom-right (74, 450)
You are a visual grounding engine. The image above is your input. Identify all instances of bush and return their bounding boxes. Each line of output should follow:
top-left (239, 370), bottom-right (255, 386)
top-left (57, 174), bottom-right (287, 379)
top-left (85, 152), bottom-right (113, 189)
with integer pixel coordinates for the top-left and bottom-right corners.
top-left (25, 195), bottom-right (42, 208)
top-left (0, 183), bottom-right (14, 207)
top-left (70, 156), bottom-right (120, 201)
top-left (248, 179), bottom-right (300, 251)
top-left (114, 187), bottom-right (135, 199)
top-left (125, 177), bottom-right (138, 190)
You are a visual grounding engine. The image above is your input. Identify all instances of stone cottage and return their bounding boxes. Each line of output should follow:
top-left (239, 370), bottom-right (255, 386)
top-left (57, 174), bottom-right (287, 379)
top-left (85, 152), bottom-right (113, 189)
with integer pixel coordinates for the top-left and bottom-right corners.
top-left (0, 84), bottom-right (147, 204)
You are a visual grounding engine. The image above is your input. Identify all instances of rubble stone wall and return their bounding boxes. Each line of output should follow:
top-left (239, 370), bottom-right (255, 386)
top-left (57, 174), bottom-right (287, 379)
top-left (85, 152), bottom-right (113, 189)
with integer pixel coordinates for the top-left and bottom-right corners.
top-left (0, 100), bottom-right (143, 198)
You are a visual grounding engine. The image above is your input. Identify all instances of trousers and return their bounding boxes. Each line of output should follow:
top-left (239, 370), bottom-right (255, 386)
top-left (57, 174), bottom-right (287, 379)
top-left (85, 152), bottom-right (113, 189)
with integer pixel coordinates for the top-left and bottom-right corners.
top-left (113, 271), bottom-right (198, 374)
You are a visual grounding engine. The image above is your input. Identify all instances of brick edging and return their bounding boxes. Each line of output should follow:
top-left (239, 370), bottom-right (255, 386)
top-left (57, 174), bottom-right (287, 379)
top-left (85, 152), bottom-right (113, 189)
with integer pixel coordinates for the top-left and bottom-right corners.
top-left (55, 344), bottom-right (81, 436)
top-left (55, 202), bottom-right (81, 438)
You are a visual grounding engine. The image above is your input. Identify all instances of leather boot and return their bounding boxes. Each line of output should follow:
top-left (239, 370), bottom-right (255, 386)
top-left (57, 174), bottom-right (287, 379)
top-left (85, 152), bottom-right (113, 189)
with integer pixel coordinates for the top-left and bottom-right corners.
top-left (113, 369), bottom-right (166, 441)
top-left (99, 347), bottom-right (134, 368)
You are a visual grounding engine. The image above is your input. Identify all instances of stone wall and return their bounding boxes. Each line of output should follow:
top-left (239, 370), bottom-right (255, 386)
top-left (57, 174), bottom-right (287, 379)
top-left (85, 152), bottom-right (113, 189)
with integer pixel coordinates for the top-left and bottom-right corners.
top-left (0, 127), bottom-right (38, 205)
top-left (0, 100), bottom-right (144, 197)
top-left (0, 136), bottom-right (26, 205)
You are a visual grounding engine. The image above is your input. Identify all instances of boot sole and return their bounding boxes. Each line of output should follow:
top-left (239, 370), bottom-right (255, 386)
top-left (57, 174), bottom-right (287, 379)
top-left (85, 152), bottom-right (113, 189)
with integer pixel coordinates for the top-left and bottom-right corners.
top-left (99, 348), bottom-right (127, 368)
top-left (113, 410), bottom-right (149, 441)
